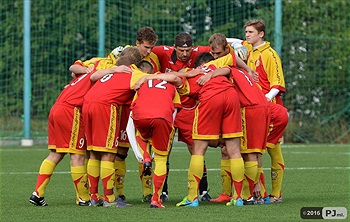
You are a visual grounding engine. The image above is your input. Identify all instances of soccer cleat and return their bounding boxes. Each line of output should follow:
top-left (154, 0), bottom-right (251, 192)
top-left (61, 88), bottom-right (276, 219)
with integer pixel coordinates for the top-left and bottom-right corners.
top-left (150, 200), bottom-right (165, 208)
top-left (176, 196), bottom-right (199, 207)
top-left (90, 198), bottom-right (104, 207)
top-left (117, 194), bottom-right (127, 203)
top-left (142, 194), bottom-right (153, 203)
top-left (160, 192), bottom-right (169, 202)
top-left (243, 196), bottom-right (256, 205)
top-left (77, 198), bottom-right (91, 206)
top-left (199, 191), bottom-right (212, 201)
top-left (142, 159), bottom-right (152, 176)
top-left (269, 194), bottom-right (283, 203)
top-left (103, 198), bottom-right (130, 208)
top-left (29, 192), bottom-right (48, 206)
top-left (256, 197), bottom-right (265, 205)
top-left (226, 197), bottom-right (244, 207)
top-left (210, 193), bottom-right (232, 203)
top-left (263, 196), bottom-right (271, 204)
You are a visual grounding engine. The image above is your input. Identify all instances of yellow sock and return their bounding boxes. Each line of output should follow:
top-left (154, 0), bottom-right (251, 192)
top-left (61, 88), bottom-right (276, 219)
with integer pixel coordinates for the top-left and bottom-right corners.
top-left (268, 143), bottom-right (285, 197)
top-left (241, 178), bottom-right (249, 200)
top-left (35, 159), bottom-right (56, 197)
top-left (100, 161), bottom-right (115, 202)
top-left (152, 155), bottom-right (167, 202)
top-left (139, 162), bottom-right (152, 196)
top-left (230, 158), bottom-right (244, 199)
top-left (188, 155), bottom-right (204, 201)
top-left (244, 161), bottom-right (258, 198)
top-left (114, 159), bottom-right (126, 196)
top-left (220, 159), bottom-right (232, 196)
top-left (87, 159), bottom-right (100, 200)
top-left (71, 165), bottom-right (90, 202)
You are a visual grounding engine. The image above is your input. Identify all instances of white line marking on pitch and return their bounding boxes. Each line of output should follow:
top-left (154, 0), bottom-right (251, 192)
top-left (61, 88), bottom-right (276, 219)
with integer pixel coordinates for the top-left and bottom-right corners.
top-left (1, 166), bottom-right (349, 175)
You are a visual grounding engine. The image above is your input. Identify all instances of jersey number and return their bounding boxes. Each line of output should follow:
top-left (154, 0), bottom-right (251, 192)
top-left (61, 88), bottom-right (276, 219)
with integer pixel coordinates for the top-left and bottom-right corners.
top-left (147, 79), bottom-right (167, 89)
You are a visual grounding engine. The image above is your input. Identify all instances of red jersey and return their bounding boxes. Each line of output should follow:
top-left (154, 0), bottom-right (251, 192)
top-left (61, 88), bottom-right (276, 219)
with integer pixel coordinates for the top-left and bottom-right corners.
top-left (55, 73), bottom-right (93, 108)
top-left (230, 68), bottom-right (268, 107)
top-left (84, 65), bottom-right (148, 106)
top-left (130, 78), bottom-right (181, 123)
top-left (179, 53), bottom-right (237, 101)
top-left (152, 45), bottom-right (210, 72)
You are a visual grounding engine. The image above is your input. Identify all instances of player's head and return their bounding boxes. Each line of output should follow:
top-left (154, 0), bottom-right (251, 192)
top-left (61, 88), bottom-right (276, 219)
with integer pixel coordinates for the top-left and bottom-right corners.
top-left (244, 19), bottom-right (265, 46)
top-left (174, 32), bottom-right (194, 62)
top-left (209, 33), bottom-right (230, 59)
top-left (136, 26), bottom-right (158, 58)
top-left (135, 60), bottom-right (154, 74)
top-left (117, 46), bottom-right (142, 66)
top-left (194, 52), bottom-right (214, 68)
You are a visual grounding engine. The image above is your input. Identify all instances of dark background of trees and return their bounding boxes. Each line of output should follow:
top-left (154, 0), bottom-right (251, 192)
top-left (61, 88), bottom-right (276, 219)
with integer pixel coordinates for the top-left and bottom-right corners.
top-left (1, 0), bottom-right (349, 143)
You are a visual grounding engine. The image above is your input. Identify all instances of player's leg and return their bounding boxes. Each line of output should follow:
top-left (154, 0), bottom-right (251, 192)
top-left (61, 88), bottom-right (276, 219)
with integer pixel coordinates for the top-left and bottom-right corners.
top-left (114, 147), bottom-right (128, 202)
top-left (242, 153), bottom-right (259, 205)
top-left (210, 147), bottom-right (233, 203)
top-left (225, 138), bottom-right (244, 207)
top-left (267, 142), bottom-right (284, 202)
top-left (160, 157), bottom-right (170, 202)
top-left (30, 150), bottom-right (65, 206)
top-left (101, 152), bottom-right (128, 207)
top-left (136, 137), bottom-right (153, 202)
top-left (150, 153), bottom-right (167, 208)
top-left (70, 153), bottom-right (90, 206)
top-left (256, 153), bottom-right (270, 203)
top-left (87, 150), bottom-right (103, 206)
top-left (148, 118), bottom-right (174, 208)
top-left (176, 139), bottom-right (208, 207)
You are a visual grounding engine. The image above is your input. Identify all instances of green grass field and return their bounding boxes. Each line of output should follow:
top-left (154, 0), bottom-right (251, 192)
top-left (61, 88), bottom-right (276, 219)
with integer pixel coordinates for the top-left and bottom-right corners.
top-left (0, 143), bottom-right (349, 221)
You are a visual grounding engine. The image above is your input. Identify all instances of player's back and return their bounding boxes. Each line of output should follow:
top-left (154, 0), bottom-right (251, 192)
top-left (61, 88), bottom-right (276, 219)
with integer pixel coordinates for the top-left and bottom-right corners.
top-left (84, 71), bottom-right (135, 106)
top-left (55, 73), bottom-right (93, 108)
top-left (230, 68), bottom-right (268, 107)
top-left (131, 78), bottom-right (180, 123)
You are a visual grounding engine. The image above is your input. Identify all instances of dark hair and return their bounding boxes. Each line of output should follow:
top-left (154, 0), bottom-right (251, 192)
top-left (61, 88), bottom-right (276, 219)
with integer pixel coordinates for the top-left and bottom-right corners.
top-left (174, 32), bottom-right (193, 47)
top-left (194, 52), bottom-right (214, 68)
top-left (136, 26), bottom-right (158, 45)
top-left (135, 60), bottom-right (154, 74)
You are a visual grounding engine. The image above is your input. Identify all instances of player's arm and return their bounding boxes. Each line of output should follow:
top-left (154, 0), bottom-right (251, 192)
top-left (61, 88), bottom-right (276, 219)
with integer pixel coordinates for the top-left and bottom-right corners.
top-left (69, 64), bottom-right (91, 75)
top-left (235, 57), bottom-right (258, 82)
top-left (265, 88), bottom-right (280, 102)
top-left (90, 65), bottom-right (132, 82)
top-left (196, 67), bottom-right (231, 86)
top-left (169, 68), bottom-right (205, 78)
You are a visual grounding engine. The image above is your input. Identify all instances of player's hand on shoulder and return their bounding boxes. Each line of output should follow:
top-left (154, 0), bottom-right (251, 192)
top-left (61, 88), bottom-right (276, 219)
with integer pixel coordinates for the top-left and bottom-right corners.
top-left (134, 76), bottom-right (148, 90)
top-left (86, 66), bottom-right (95, 74)
top-left (196, 72), bottom-right (212, 86)
top-left (247, 69), bottom-right (259, 82)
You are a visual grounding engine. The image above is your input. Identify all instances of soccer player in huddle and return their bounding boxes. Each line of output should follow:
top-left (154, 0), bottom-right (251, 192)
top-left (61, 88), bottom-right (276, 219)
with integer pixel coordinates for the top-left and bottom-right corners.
top-left (241, 19), bottom-right (287, 203)
top-left (29, 54), bottom-right (130, 206)
top-left (195, 52), bottom-right (272, 205)
top-left (111, 26), bottom-right (160, 203)
top-left (82, 47), bottom-right (156, 207)
top-left (173, 52), bottom-right (245, 207)
top-left (150, 32), bottom-right (213, 201)
top-left (129, 61), bottom-right (183, 208)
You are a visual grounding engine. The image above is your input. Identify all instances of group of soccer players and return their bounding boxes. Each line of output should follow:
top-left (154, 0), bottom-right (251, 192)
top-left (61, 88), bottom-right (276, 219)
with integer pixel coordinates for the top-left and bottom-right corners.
top-left (29, 19), bottom-right (288, 208)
